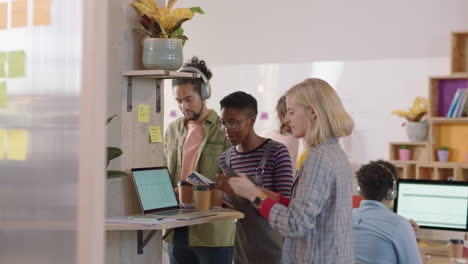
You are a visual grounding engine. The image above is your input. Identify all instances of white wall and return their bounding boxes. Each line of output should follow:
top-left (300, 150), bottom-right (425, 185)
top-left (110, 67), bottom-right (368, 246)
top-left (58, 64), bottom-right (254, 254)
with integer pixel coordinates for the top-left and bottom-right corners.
top-left (178, 0), bottom-right (468, 65)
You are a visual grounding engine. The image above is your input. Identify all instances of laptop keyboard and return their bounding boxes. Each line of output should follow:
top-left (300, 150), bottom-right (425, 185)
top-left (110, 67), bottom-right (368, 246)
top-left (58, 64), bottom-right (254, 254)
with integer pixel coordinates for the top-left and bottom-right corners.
top-left (151, 209), bottom-right (197, 216)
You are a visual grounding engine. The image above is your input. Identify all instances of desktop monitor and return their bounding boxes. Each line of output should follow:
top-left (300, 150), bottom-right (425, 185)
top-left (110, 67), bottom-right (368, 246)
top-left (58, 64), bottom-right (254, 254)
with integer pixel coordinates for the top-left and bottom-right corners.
top-left (394, 179), bottom-right (468, 232)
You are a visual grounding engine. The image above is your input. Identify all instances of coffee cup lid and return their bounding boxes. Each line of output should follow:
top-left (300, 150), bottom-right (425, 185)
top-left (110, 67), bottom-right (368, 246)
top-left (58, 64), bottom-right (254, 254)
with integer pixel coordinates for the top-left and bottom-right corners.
top-left (178, 180), bottom-right (192, 186)
top-left (192, 185), bottom-right (210, 191)
top-left (449, 239), bottom-right (464, 244)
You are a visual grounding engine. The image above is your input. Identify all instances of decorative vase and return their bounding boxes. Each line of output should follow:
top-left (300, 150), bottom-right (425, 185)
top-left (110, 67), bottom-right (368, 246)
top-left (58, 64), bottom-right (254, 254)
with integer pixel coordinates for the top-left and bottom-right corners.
top-left (142, 38), bottom-right (183, 70)
top-left (399, 149), bottom-right (411, 161)
top-left (437, 150), bottom-right (449, 162)
top-left (406, 121), bottom-right (428, 142)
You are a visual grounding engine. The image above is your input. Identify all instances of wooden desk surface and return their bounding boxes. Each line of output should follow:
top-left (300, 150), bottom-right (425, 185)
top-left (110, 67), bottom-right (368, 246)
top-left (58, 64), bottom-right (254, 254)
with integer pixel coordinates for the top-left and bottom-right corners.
top-left (426, 256), bottom-right (468, 264)
top-left (106, 209), bottom-right (244, 231)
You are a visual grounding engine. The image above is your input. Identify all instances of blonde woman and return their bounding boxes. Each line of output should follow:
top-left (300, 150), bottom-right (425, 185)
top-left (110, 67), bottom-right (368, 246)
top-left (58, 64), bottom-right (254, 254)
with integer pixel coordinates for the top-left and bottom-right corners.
top-left (229, 78), bottom-right (354, 264)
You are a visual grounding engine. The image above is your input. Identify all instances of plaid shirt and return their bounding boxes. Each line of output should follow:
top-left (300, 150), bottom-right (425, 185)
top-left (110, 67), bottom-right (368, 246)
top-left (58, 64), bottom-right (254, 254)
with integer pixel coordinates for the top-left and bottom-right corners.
top-left (267, 138), bottom-right (354, 263)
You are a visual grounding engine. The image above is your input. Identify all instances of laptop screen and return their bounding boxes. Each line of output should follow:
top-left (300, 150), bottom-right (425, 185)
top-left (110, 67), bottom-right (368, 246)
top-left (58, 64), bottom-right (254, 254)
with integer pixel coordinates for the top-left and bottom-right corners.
top-left (131, 167), bottom-right (179, 212)
top-left (394, 180), bottom-right (468, 231)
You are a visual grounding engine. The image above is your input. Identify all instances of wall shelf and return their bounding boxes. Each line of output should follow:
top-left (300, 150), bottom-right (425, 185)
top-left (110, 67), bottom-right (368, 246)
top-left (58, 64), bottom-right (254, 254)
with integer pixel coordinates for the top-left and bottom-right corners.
top-left (121, 70), bottom-right (199, 112)
top-left (451, 31), bottom-right (468, 73)
top-left (429, 117), bottom-right (468, 123)
top-left (389, 142), bottom-right (429, 163)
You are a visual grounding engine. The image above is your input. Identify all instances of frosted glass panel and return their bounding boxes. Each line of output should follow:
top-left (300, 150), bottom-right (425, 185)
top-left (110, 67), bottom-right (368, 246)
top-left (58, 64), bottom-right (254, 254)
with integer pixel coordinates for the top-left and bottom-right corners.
top-left (164, 58), bottom-right (448, 165)
top-left (0, 1), bottom-right (81, 263)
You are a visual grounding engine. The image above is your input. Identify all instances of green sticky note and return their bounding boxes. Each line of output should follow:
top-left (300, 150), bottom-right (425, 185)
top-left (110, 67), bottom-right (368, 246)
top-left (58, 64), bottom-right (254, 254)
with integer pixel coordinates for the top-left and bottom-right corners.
top-left (0, 52), bottom-right (6, 77)
top-left (7, 51), bottom-right (26, 78)
top-left (0, 81), bottom-right (6, 108)
top-left (149, 126), bottom-right (162, 143)
top-left (138, 104), bottom-right (149, 123)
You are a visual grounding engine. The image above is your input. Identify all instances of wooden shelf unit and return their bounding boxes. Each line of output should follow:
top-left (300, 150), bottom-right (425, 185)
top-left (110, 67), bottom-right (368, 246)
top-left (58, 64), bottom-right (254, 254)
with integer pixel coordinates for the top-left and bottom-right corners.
top-left (427, 70), bottom-right (468, 164)
top-left (451, 31), bottom-right (468, 73)
top-left (428, 73), bottom-right (468, 119)
top-left (393, 162), bottom-right (416, 179)
top-left (389, 142), bottom-right (429, 163)
top-left (415, 162), bottom-right (468, 181)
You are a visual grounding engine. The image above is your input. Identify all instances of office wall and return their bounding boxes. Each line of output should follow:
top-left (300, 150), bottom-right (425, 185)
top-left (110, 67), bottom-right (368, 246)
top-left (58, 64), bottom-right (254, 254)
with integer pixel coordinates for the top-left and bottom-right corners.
top-left (180, 0), bottom-right (468, 65)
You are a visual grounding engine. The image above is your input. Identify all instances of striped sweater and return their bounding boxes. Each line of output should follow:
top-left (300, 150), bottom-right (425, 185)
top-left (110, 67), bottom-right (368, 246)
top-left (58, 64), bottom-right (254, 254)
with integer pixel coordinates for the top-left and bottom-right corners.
top-left (219, 139), bottom-right (294, 196)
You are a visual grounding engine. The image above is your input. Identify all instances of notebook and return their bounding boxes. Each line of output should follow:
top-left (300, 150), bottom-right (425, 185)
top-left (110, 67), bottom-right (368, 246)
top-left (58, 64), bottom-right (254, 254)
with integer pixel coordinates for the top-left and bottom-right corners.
top-left (130, 166), bottom-right (217, 220)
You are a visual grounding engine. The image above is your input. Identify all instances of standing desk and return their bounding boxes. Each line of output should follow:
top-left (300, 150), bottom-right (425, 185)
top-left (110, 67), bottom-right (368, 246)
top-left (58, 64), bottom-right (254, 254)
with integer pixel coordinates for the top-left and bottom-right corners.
top-left (106, 210), bottom-right (243, 264)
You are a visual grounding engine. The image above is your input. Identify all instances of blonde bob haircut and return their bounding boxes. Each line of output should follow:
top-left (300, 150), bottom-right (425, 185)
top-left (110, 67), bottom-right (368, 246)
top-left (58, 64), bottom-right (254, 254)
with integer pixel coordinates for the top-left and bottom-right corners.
top-left (286, 78), bottom-right (354, 147)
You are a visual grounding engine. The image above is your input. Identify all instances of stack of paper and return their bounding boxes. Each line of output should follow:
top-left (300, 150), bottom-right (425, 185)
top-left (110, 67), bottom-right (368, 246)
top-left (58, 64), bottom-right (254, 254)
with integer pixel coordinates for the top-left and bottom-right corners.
top-left (106, 216), bottom-right (177, 225)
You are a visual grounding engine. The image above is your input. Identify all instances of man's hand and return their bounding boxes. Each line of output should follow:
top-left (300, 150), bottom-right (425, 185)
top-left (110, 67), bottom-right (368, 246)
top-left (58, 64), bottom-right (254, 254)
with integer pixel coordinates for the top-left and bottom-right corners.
top-left (174, 187), bottom-right (179, 199)
top-left (409, 219), bottom-right (420, 232)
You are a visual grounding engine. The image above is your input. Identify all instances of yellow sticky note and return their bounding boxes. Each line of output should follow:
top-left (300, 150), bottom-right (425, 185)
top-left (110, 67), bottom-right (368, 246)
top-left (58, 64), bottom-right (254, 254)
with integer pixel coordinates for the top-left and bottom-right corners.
top-left (0, 81), bottom-right (7, 108)
top-left (7, 130), bottom-right (28, 161)
top-left (0, 130), bottom-right (5, 160)
top-left (11, 0), bottom-right (28, 28)
top-left (149, 126), bottom-right (162, 143)
top-left (33, 0), bottom-right (52, 26)
top-left (138, 104), bottom-right (149, 123)
top-left (0, 52), bottom-right (6, 77)
top-left (0, 3), bottom-right (7, 30)
top-left (7, 51), bottom-right (26, 78)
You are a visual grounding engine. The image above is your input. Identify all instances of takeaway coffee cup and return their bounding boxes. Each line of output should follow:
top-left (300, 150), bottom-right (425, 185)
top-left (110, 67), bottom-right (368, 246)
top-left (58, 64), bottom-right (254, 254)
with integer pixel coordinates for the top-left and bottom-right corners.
top-left (210, 183), bottom-right (223, 207)
top-left (193, 185), bottom-right (211, 211)
top-left (177, 180), bottom-right (193, 204)
top-left (448, 239), bottom-right (464, 259)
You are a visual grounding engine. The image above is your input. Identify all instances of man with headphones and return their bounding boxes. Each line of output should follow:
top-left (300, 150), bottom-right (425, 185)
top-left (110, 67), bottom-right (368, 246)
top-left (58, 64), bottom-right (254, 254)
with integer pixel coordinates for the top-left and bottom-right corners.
top-left (352, 160), bottom-right (424, 264)
top-left (163, 57), bottom-right (235, 264)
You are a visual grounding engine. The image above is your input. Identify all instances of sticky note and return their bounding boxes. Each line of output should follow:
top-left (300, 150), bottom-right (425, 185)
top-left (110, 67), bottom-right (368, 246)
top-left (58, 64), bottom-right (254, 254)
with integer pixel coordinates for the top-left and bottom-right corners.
top-left (260, 112), bottom-right (269, 120)
top-left (149, 126), bottom-right (162, 143)
top-left (138, 104), bottom-right (149, 123)
top-left (33, 0), bottom-right (52, 26)
top-left (0, 3), bottom-right (7, 29)
top-left (7, 130), bottom-right (28, 161)
top-left (11, 0), bottom-right (28, 28)
top-left (0, 130), bottom-right (5, 160)
top-left (7, 51), bottom-right (26, 78)
top-left (0, 81), bottom-right (7, 108)
top-left (0, 53), bottom-right (6, 77)
top-left (169, 110), bottom-right (177, 118)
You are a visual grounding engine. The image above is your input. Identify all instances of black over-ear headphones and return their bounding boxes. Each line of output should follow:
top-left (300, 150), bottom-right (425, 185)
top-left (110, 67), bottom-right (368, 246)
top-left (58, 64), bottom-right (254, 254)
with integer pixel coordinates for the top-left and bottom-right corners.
top-left (376, 162), bottom-right (398, 200)
top-left (178, 66), bottom-right (211, 100)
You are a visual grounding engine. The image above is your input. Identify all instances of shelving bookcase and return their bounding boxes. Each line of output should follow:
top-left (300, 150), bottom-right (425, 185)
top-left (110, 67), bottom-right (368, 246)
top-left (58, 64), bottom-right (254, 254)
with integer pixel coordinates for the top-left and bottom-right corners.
top-left (389, 32), bottom-right (468, 182)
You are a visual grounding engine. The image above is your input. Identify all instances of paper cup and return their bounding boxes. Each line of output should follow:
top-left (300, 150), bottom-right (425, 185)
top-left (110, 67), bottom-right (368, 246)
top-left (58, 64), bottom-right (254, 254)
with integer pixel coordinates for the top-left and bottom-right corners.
top-left (178, 180), bottom-right (193, 204)
top-left (193, 185), bottom-right (211, 211)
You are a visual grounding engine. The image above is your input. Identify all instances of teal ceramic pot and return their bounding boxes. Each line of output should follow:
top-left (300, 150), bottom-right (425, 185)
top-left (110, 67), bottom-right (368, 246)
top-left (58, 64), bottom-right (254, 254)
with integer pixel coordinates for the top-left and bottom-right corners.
top-left (142, 38), bottom-right (183, 70)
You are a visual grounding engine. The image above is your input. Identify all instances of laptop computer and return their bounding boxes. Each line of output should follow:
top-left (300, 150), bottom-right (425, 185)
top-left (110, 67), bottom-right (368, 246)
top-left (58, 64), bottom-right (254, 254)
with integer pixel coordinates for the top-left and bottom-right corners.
top-left (130, 166), bottom-right (217, 220)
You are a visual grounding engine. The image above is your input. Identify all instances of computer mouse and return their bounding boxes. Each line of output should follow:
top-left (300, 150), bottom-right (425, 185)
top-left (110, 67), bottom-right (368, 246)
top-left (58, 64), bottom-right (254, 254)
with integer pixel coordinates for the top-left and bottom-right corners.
top-left (455, 258), bottom-right (467, 264)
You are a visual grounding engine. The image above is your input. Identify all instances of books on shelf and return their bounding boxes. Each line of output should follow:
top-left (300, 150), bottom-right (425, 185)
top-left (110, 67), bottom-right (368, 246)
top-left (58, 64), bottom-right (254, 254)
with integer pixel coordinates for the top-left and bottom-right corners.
top-left (447, 88), bottom-right (468, 117)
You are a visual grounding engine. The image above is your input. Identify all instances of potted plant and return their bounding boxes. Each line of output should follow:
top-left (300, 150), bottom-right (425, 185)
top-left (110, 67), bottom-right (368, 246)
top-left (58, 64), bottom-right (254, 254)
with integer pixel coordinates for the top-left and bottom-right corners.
top-left (398, 145), bottom-right (411, 161)
top-left (107, 115), bottom-right (127, 179)
top-left (437, 146), bottom-right (450, 162)
top-left (392, 97), bottom-right (429, 142)
top-left (131, 0), bottom-right (204, 70)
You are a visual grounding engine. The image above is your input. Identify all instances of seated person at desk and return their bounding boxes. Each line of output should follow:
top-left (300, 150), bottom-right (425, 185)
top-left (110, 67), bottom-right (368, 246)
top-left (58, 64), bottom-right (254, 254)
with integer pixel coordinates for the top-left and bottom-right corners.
top-left (353, 160), bottom-right (424, 264)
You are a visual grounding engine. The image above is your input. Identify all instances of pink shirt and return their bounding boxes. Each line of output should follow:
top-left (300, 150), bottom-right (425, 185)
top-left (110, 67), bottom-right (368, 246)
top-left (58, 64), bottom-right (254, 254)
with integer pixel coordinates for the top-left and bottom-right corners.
top-left (180, 122), bottom-right (204, 180)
